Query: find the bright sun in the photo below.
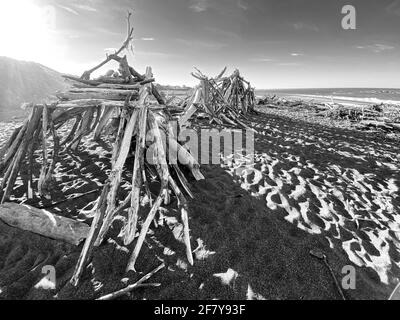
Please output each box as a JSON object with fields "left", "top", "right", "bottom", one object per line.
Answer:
{"left": 0, "top": 0, "right": 58, "bottom": 64}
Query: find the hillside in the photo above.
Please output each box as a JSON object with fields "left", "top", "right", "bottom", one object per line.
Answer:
{"left": 0, "top": 57, "right": 68, "bottom": 121}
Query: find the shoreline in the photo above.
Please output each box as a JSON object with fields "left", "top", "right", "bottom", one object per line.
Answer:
{"left": 255, "top": 91, "right": 400, "bottom": 108}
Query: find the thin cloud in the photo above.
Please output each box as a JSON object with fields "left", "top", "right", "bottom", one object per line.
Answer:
{"left": 204, "top": 26, "right": 240, "bottom": 39}
{"left": 73, "top": 4, "right": 98, "bottom": 12}
{"left": 189, "top": 0, "right": 211, "bottom": 12}
{"left": 291, "top": 53, "right": 304, "bottom": 57}
{"left": 135, "top": 50, "right": 181, "bottom": 59}
{"left": 250, "top": 57, "right": 275, "bottom": 62}
{"left": 293, "top": 22, "right": 319, "bottom": 32}
{"left": 277, "top": 62, "right": 302, "bottom": 66}
{"left": 140, "top": 37, "right": 155, "bottom": 41}
{"left": 176, "top": 38, "right": 227, "bottom": 50}
{"left": 189, "top": 0, "right": 248, "bottom": 13}
{"left": 356, "top": 44, "right": 395, "bottom": 53}
{"left": 385, "top": 1, "right": 400, "bottom": 16}
{"left": 237, "top": 0, "right": 249, "bottom": 10}
{"left": 57, "top": 5, "right": 79, "bottom": 16}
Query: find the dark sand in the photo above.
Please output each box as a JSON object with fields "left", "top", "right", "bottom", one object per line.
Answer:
{"left": 0, "top": 107, "right": 399, "bottom": 300}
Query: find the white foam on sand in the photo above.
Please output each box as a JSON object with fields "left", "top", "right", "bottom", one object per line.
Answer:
{"left": 295, "top": 94, "right": 400, "bottom": 106}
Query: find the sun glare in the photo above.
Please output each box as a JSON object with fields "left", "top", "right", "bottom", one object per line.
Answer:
{"left": 0, "top": 0, "right": 58, "bottom": 64}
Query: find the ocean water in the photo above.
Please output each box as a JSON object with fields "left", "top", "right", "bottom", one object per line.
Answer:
{"left": 255, "top": 88, "right": 400, "bottom": 106}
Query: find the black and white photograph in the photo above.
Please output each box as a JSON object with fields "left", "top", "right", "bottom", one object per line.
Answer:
{"left": 0, "top": 0, "right": 399, "bottom": 307}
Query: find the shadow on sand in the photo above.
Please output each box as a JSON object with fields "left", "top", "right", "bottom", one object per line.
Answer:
{"left": 0, "top": 111, "right": 399, "bottom": 300}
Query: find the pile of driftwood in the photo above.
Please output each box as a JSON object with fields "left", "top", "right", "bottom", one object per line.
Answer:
{"left": 326, "top": 104, "right": 400, "bottom": 133}
{"left": 258, "top": 95, "right": 400, "bottom": 134}
{"left": 177, "top": 68, "right": 256, "bottom": 131}
{"left": 0, "top": 13, "right": 204, "bottom": 289}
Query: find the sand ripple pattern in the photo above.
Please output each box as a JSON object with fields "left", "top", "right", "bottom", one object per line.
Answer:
{"left": 223, "top": 114, "right": 400, "bottom": 284}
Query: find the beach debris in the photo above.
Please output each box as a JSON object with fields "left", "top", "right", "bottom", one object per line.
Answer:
{"left": 0, "top": 202, "right": 90, "bottom": 245}
{"left": 247, "top": 284, "right": 266, "bottom": 300}
{"left": 258, "top": 95, "right": 400, "bottom": 136}
{"left": 213, "top": 268, "right": 239, "bottom": 287}
{"left": 177, "top": 68, "right": 257, "bottom": 131}
{"left": 0, "top": 12, "right": 204, "bottom": 287}
{"left": 309, "top": 249, "right": 346, "bottom": 300}
{"left": 97, "top": 263, "right": 165, "bottom": 300}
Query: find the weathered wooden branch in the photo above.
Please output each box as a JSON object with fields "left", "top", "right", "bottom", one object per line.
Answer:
{"left": 97, "top": 263, "right": 165, "bottom": 300}
{"left": 57, "top": 88, "right": 139, "bottom": 101}
{"left": 123, "top": 85, "right": 150, "bottom": 245}
{"left": 0, "top": 203, "right": 90, "bottom": 245}
{"left": 80, "top": 12, "right": 134, "bottom": 80}
{"left": 70, "top": 183, "right": 110, "bottom": 286}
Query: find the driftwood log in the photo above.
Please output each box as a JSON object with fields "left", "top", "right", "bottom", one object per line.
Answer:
{"left": 0, "top": 202, "right": 90, "bottom": 245}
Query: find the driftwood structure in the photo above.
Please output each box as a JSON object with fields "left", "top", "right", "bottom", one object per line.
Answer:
{"left": 258, "top": 96, "right": 400, "bottom": 135}
{"left": 0, "top": 13, "right": 204, "bottom": 287}
{"left": 177, "top": 68, "right": 256, "bottom": 131}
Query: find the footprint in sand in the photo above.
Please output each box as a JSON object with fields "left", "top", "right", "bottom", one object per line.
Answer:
{"left": 227, "top": 114, "right": 400, "bottom": 285}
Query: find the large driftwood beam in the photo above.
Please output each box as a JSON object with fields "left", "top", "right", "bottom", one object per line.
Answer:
{"left": 69, "top": 88, "right": 139, "bottom": 94}
{"left": 72, "top": 83, "right": 143, "bottom": 90}
{"left": 57, "top": 89, "right": 139, "bottom": 102}
{"left": 0, "top": 203, "right": 90, "bottom": 245}
{"left": 56, "top": 100, "right": 164, "bottom": 112}
{"left": 56, "top": 99, "right": 130, "bottom": 109}
{"left": 63, "top": 75, "right": 102, "bottom": 86}
{"left": 97, "top": 83, "right": 142, "bottom": 90}
{"left": 95, "top": 77, "right": 134, "bottom": 84}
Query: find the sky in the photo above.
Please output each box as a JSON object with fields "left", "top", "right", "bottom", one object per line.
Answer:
{"left": 0, "top": 0, "right": 399, "bottom": 88}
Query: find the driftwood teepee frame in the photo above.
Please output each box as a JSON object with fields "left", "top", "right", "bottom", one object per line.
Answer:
{"left": 0, "top": 13, "right": 204, "bottom": 287}
{"left": 178, "top": 68, "right": 256, "bottom": 131}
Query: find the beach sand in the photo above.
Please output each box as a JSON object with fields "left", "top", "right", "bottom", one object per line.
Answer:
{"left": 0, "top": 107, "right": 399, "bottom": 300}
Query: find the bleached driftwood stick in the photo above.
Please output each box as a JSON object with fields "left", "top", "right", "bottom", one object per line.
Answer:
{"left": 97, "top": 263, "right": 165, "bottom": 300}
{"left": 123, "top": 105, "right": 148, "bottom": 245}
{"left": 1, "top": 106, "right": 43, "bottom": 203}
{"left": 168, "top": 176, "right": 193, "bottom": 265}
{"left": 126, "top": 110, "right": 169, "bottom": 272}
{"left": 94, "top": 108, "right": 139, "bottom": 246}
{"left": 178, "top": 87, "right": 201, "bottom": 129}
{"left": 94, "top": 106, "right": 115, "bottom": 140}
{"left": 38, "top": 105, "right": 49, "bottom": 196}
{"left": 123, "top": 69, "right": 152, "bottom": 245}
{"left": 70, "top": 183, "right": 110, "bottom": 286}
